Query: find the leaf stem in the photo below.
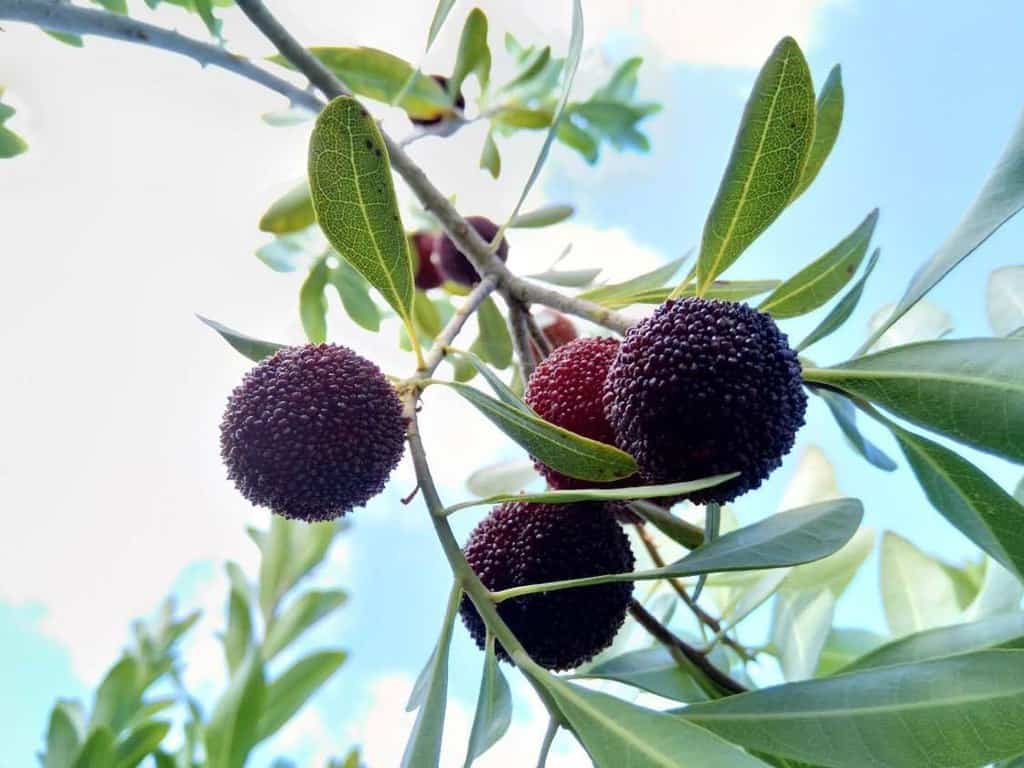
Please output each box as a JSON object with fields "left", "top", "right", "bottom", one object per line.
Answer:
{"left": 535, "top": 717, "right": 558, "bottom": 768}
{"left": 627, "top": 599, "right": 747, "bottom": 696}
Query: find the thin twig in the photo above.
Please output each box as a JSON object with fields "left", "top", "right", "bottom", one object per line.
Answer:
{"left": 525, "top": 310, "right": 554, "bottom": 359}
{"left": 636, "top": 526, "right": 752, "bottom": 661}
{"left": 628, "top": 599, "right": 747, "bottom": 696}
{"left": 508, "top": 301, "right": 538, "bottom": 381}
{"left": 536, "top": 717, "right": 558, "bottom": 768}
{"left": 0, "top": 0, "right": 324, "bottom": 113}
{"left": 418, "top": 275, "right": 499, "bottom": 378}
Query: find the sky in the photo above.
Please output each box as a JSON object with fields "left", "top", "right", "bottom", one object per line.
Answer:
{"left": 1, "top": 0, "right": 1023, "bottom": 766}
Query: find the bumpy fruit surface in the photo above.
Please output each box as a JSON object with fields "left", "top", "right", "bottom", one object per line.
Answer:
{"left": 410, "top": 75, "right": 466, "bottom": 126}
{"left": 525, "top": 337, "right": 630, "bottom": 489}
{"left": 459, "top": 501, "right": 634, "bottom": 670}
{"left": 436, "top": 216, "right": 508, "bottom": 286}
{"left": 604, "top": 297, "right": 807, "bottom": 504}
{"left": 220, "top": 344, "right": 406, "bottom": 521}
{"left": 410, "top": 231, "right": 443, "bottom": 290}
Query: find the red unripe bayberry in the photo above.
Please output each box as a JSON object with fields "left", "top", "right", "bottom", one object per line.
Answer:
{"left": 410, "top": 231, "right": 443, "bottom": 290}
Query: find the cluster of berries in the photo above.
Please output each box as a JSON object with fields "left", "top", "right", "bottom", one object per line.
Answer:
{"left": 218, "top": 234, "right": 806, "bottom": 668}
{"left": 410, "top": 215, "right": 508, "bottom": 290}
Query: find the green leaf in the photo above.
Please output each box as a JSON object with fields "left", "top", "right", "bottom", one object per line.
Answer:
{"left": 446, "top": 348, "right": 525, "bottom": 410}
{"left": 402, "top": 587, "right": 460, "bottom": 768}
{"left": 792, "top": 64, "right": 843, "bottom": 200}
{"left": 114, "top": 721, "right": 171, "bottom": 768}
{"left": 258, "top": 515, "right": 293, "bottom": 620}
{"left": 538, "top": 677, "right": 772, "bottom": 767}
{"left": 988, "top": 265, "right": 1024, "bottom": 336}
{"left": 759, "top": 209, "right": 878, "bottom": 318}
{"left": 425, "top": 0, "right": 457, "bottom": 51}
{"left": 797, "top": 248, "right": 880, "bottom": 352}
{"left": 463, "top": 637, "right": 512, "bottom": 766}
{"left": 474, "top": 296, "right": 512, "bottom": 369}
{"left": 446, "top": 382, "right": 638, "bottom": 483}
{"left": 91, "top": 0, "right": 128, "bottom": 13}
{"left": 644, "top": 280, "right": 783, "bottom": 306}
{"left": 630, "top": 500, "right": 705, "bottom": 550}
{"left": 223, "top": 587, "right": 252, "bottom": 676}
{"left": 812, "top": 388, "right": 897, "bottom": 471}
{"left": 493, "top": 499, "right": 863, "bottom": 599}
{"left": 281, "top": 48, "right": 450, "bottom": 119}
{"left": 91, "top": 657, "right": 141, "bottom": 732}
{"left": 861, "top": 109, "right": 1024, "bottom": 353}
{"left": 480, "top": 130, "right": 500, "bottom": 178}
{"left": 502, "top": 45, "right": 552, "bottom": 92}
{"left": 44, "top": 703, "right": 82, "bottom": 768}
{"left": 466, "top": 459, "right": 539, "bottom": 497}
{"left": 198, "top": 315, "right": 285, "bottom": 363}
{"left": 508, "top": 204, "right": 574, "bottom": 229}
{"left": 204, "top": 650, "right": 266, "bottom": 768}
{"left": 681, "top": 650, "right": 1024, "bottom": 768}
{"left": 815, "top": 628, "right": 885, "bottom": 676}
{"left": 803, "top": 338, "right": 1024, "bottom": 463}
{"left": 264, "top": 589, "right": 347, "bottom": 660}
{"left": 842, "top": 613, "right": 1024, "bottom": 673}
{"left": 259, "top": 181, "right": 315, "bottom": 234}
{"left": 299, "top": 258, "right": 329, "bottom": 343}
{"left": 446, "top": 474, "right": 738, "bottom": 514}
{"left": 256, "top": 233, "right": 316, "bottom": 273}
{"left": 526, "top": 267, "right": 601, "bottom": 287}
{"left": 0, "top": 94, "right": 28, "bottom": 159}
{"left": 71, "top": 728, "right": 115, "bottom": 768}
{"left": 866, "top": 299, "right": 953, "bottom": 352}
{"left": 493, "top": 106, "right": 553, "bottom": 129}
{"left": 693, "top": 37, "right": 816, "bottom": 295}
{"left": 256, "top": 651, "right": 346, "bottom": 742}
{"left": 881, "top": 532, "right": 964, "bottom": 636}
{"left": 772, "top": 589, "right": 836, "bottom": 680}
{"left": 45, "top": 30, "right": 85, "bottom": 48}
{"left": 309, "top": 96, "right": 416, "bottom": 336}
{"left": 556, "top": 118, "right": 599, "bottom": 163}
{"left": 330, "top": 258, "right": 382, "bottom": 332}
{"left": 577, "top": 256, "right": 687, "bottom": 307}
{"left": 883, "top": 419, "right": 1024, "bottom": 580}
{"left": 573, "top": 647, "right": 709, "bottom": 703}
{"left": 504, "top": 0, "right": 583, "bottom": 226}
{"left": 595, "top": 57, "right": 644, "bottom": 102}
{"left": 450, "top": 8, "right": 490, "bottom": 92}
{"left": 411, "top": 290, "right": 442, "bottom": 339}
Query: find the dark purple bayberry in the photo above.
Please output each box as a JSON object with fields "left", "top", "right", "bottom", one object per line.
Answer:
{"left": 459, "top": 501, "right": 634, "bottom": 671}
{"left": 436, "top": 216, "right": 508, "bottom": 286}
{"left": 410, "top": 231, "right": 443, "bottom": 290}
{"left": 603, "top": 297, "right": 807, "bottom": 504}
{"left": 220, "top": 344, "right": 406, "bottom": 521}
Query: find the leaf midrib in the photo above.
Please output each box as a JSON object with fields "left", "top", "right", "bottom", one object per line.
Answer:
{"left": 702, "top": 46, "right": 793, "bottom": 290}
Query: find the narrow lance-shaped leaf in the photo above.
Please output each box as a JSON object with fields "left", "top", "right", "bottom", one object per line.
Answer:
{"left": 491, "top": 499, "right": 863, "bottom": 599}
{"left": 988, "top": 265, "right": 1024, "bottom": 336}
{"left": 256, "top": 650, "right": 347, "bottom": 742}
{"left": 450, "top": 8, "right": 490, "bottom": 93}
{"left": 445, "top": 474, "right": 738, "bottom": 514}
{"left": 402, "top": 586, "right": 460, "bottom": 768}
{"left": 803, "top": 338, "right": 1024, "bottom": 463}
{"left": 691, "top": 37, "right": 816, "bottom": 296}
{"left": 534, "top": 676, "right": 771, "bottom": 767}
{"left": 508, "top": 204, "right": 574, "bottom": 229}
{"left": 680, "top": 650, "right": 1024, "bottom": 768}
{"left": 630, "top": 280, "right": 781, "bottom": 307}
{"left": 277, "top": 48, "right": 450, "bottom": 118}
{"left": 0, "top": 88, "right": 28, "bottom": 159}
{"left": 425, "top": 0, "right": 457, "bottom": 51}
{"left": 309, "top": 96, "right": 416, "bottom": 337}
{"left": 797, "top": 248, "right": 880, "bottom": 352}
{"left": 113, "top": 720, "right": 171, "bottom": 768}
{"left": 223, "top": 588, "right": 251, "bottom": 676}
{"left": 91, "top": 657, "right": 141, "bottom": 733}
{"left": 445, "top": 382, "right": 638, "bottom": 483}
{"left": 480, "top": 130, "right": 500, "bottom": 178}
{"left": 526, "top": 267, "right": 601, "bottom": 288}
{"left": 473, "top": 296, "right": 512, "bottom": 369}
{"left": 572, "top": 646, "right": 709, "bottom": 704}
{"left": 259, "top": 181, "right": 315, "bottom": 234}
{"left": 577, "top": 255, "right": 687, "bottom": 307}
{"left": 463, "top": 636, "right": 512, "bottom": 766}
{"left": 880, "top": 532, "right": 964, "bottom": 637}
{"left": 759, "top": 209, "right": 878, "bottom": 318}
{"left": 43, "top": 704, "right": 81, "bottom": 768}
{"left": 879, "top": 415, "right": 1024, "bottom": 581}
{"left": 204, "top": 650, "right": 265, "bottom": 768}
{"left": 841, "top": 612, "right": 1024, "bottom": 673}
{"left": 811, "top": 387, "right": 897, "bottom": 471}
{"left": 330, "top": 259, "right": 382, "bottom": 333}
{"left": 197, "top": 316, "right": 285, "bottom": 363}
{"left": 264, "top": 589, "right": 347, "bottom": 660}
{"left": 861, "top": 107, "right": 1024, "bottom": 353}
{"left": 299, "top": 258, "right": 329, "bottom": 344}
{"left": 503, "top": 0, "right": 583, "bottom": 226}
{"left": 71, "top": 728, "right": 115, "bottom": 768}
{"left": 792, "top": 64, "right": 844, "bottom": 200}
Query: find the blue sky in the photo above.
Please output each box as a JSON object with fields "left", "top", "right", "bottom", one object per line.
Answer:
{"left": 1, "top": 1, "right": 1023, "bottom": 765}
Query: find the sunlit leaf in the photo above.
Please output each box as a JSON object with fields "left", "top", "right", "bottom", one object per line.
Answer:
{"left": 425, "top": 0, "right": 457, "bottom": 51}
{"left": 264, "top": 589, "right": 347, "bottom": 660}
{"left": 759, "top": 209, "right": 877, "bottom": 318}
{"left": 205, "top": 650, "right": 265, "bottom": 768}
{"left": 508, "top": 204, "right": 574, "bottom": 229}
{"left": 466, "top": 459, "right": 539, "bottom": 497}
{"left": 803, "top": 338, "right": 1024, "bottom": 463}
{"left": 259, "top": 181, "right": 315, "bottom": 235}
{"left": 573, "top": 646, "right": 709, "bottom": 703}
{"left": 866, "top": 299, "right": 952, "bottom": 352}
{"left": 861, "top": 108, "right": 1024, "bottom": 353}
{"left": 113, "top": 720, "right": 171, "bottom": 768}
{"left": 309, "top": 97, "right": 416, "bottom": 337}
{"left": 450, "top": 8, "right": 490, "bottom": 92}
{"left": 693, "top": 37, "right": 816, "bottom": 295}
{"left": 256, "top": 651, "right": 346, "bottom": 742}
{"left": 473, "top": 296, "right": 512, "bottom": 369}
{"left": 463, "top": 637, "right": 512, "bottom": 766}
{"left": 988, "top": 265, "right": 1024, "bottom": 336}
{"left": 197, "top": 316, "right": 285, "bottom": 363}
{"left": 330, "top": 259, "right": 382, "bottom": 332}
{"left": 881, "top": 532, "right": 963, "bottom": 637}
{"left": 797, "top": 248, "right": 880, "bottom": 352}
{"left": 792, "top": 64, "right": 843, "bottom": 200}
{"left": 577, "top": 256, "right": 687, "bottom": 307}
{"left": 480, "top": 130, "right": 500, "bottom": 178}
{"left": 299, "top": 259, "right": 329, "bottom": 344}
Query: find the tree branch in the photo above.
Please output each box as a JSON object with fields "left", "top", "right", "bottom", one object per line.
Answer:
{"left": 0, "top": 0, "right": 323, "bottom": 113}
{"left": 508, "top": 301, "right": 538, "bottom": 381}
{"left": 417, "top": 275, "right": 499, "bottom": 378}
{"left": 628, "top": 599, "right": 747, "bottom": 696}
